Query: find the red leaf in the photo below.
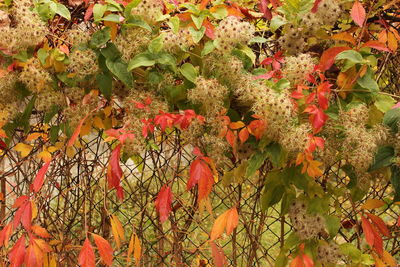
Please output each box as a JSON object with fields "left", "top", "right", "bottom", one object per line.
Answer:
{"left": 31, "top": 225, "right": 51, "bottom": 239}
{"left": 225, "top": 207, "right": 239, "bottom": 235}
{"left": 12, "top": 196, "right": 29, "bottom": 209}
{"left": 0, "top": 223, "right": 13, "bottom": 247}
{"left": 78, "top": 238, "right": 95, "bottom": 267}
{"left": 9, "top": 236, "right": 25, "bottom": 267}
{"left": 225, "top": 130, "right": 236, "bottom": 148}
{"left": 311, "top": 0, "right": 322, "bottom": 13}
{"left": 372, "top": 223, "right": 383, "bottom": 256}
{"left": 0, "top": 140, "right": 7, "bottom": 150}
{"left": 92, "top": 234, "right": 113, "bottom": 266}
{"left": 366, "top": 213, "right": 391, "bottom": 238}
{"left": 210, "top": 241, "right": 227, "bottom": 267}
{"left": 20, "top": 202, "right": 32, "bottom": 231}
{"left": 200, "top": 0, "right": 210, "bottom": 10}
{"left": 319, "top": 47, "right": 351, "bottom": 71}
{"left": 259, "top": 0, "right": 272, "bottom": 20}
{"left": 155, "top": 185, "right": 173, "bottom": 223}
{"left": 187, "top": 159, "right": 214, "bottom": 202}
{"left": 203, "top": 19, "right": 215, "bottom": 39}
{"left": 31, "top": 160, "right": 51, "bottom": 193}
{"left": 84, "top": 3, "right": 94, "bottom": 21}
{"left": 107, "top": 144, "right": 124, "bottom": 200}
{"left": 238, "top": 128, "right": 249, "bottom": 143}
{"left": 361, "top": 216, "right": 375, "bottom": 248}
{"left": 351, "top": 0, "right": 366, "bottom": 27}
{"left": 198, "top": 169, "right": 214, "bottom": 202}
{"left": 67, "top": 114, "right": 89, "bottom": 147}
{"left": 362, "top": 40, "right": 390, "bottom": 52}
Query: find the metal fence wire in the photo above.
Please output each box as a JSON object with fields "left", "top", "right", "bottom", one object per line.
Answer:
{"left": 0, "top": 121, "right": 399, "bottom": 266}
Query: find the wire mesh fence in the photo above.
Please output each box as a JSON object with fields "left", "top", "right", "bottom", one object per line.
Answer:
{"left": 1, "top": 122, "right": 399, "bottom": 266}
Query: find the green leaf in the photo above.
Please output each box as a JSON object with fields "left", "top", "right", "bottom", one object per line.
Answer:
{"left": 391, "top": 165, "right": 400, "bottom": 202}
{"left": 369, "top": 146, "right": 395, "bottom": 171}
{"left": 246, "top": 151, "right": 268, "bottom": 177}
{"left": 37, "top": 49, "right": 49, "bottom": 65}
{"left": 357, "top": 68, "right": 379, "bottom": 92}
{"left": 211, "top": 5, "right": 227, "bottom": 19}
{"left": 270, "top": 15, "right": 286, "bottom": 32}
{"left": 324, "top": 215, "right": 341, "bottom": 237}
{"left": 44, "top": 105, "right": 60, "bottom": 124}
{"left": 188, "top": 26, "right": 206, "bottom": 43}
{"left": 106, "top": 59, "right": 133, "bottom": 87}
{"left": 201, "top": 41, "right": 215, "bottom": 57}
{"left": 96, "top": 73, "right": 113, "bottom": 99}
{"left": 93, "top": 4, "right": 107, "bottom": 21}
{"left": 265, "top": 142, "right": 287, "bottom": 168}
{"left": 156, "top": 52, "right": 176, "bottom": 71}
{"left": 90, "top": 27, "right": 111, "bottom": 48}
{"left": 239, "top": 45, "right": 256, "bottom": 64}
{"left": 125, "top": 16, "right": 152, "bottom": 31}
{"left": 249, "top": 36, "right": 267, "bottom": 44}
{"left": 49, "top": 125, "right": 60, "bottom": 144}
{"left": 339, "top": 243, "right": 361, "bottom": 262}
{"left": 191, "top": 14, "right": 205, "bottom": 29}
{"left": 102, "top": 14, "right": 121, "bottom": 22}
{"left": 179, "top": 63, "right": 197, "bottom": 83}
{"left": 261, "top": 184, "right": 284, "bottom": 210}
{"left": 336, "top": 50, "right": 363, "bottom": 63}
{"left": 56, "top": 3, "right": 71, "bottom": 20}
{"left": 374, "top": 94, "right": 396, "bottom": 113}
{"left": 128, "top": 52, "right": 156, "bottom": 70}
{"left": 100, "top": 43, "right": 121, "bottom": 61}
{"left": 124, "top": 0, "right": 142, "bottom": 17}
{"left": 149, "top": 36, "right": 164, "bottom": 54}
{"left": 167, "top": 16, "right": 180, "bottom": 34}
{"left": 383, "top": 108, "right": 400, "bottom": 133}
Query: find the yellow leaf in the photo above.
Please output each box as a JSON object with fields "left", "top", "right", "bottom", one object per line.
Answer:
{"left": 47, "top": 146, "right": 59, "bottom": 153}
{"left": 79, "top": 119, "right": 92, "bottom": 137}
{"left": 14, "top": 143, "right": 33, "bottom": 158}
{"left": 331, "top": 32, "right": 356, "bottom": 45}
{"left": 104, "top": 106, "right": 112, "bottom": 117}
{"left": 361, "top": 199, "right": 386, "bottom": 210}
{"left": 31, "top": 201, "right": 38, "bottom": 220}
{"left": 93, "top": 116, "right": 105, "bottom": 129}
{"left": 38, "top": 150, "right": 52, "bottom": 163}
{"left": 382, "top": 250, "right": 397, "bottom": 267}
{"left": 26, "top": 132, "right": 47, "bottom": 142}
{"left": 66, "top": 146, "right": 75, "bottom": 158}
{"left": 210, "top": 210, "right": 229, "bottom": 241}
{"left": 388, "top": 31, "right": 398, "bottom": 52}
{"left": 110, "top": 215, "right": 125, "bottom": 249}
{"left": 127, "top": 232, "right": 141, "bottom": 266}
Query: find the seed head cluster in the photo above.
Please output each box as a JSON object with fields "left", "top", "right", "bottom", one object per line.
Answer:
{"left": 317, "top": 242, "right": 344, "bottom": 264}
{"left": 130, "top": 0, "right": 163, "bottom": 25}
{"left": 68, "top": 49, "right": 99, "bottom": 79}
{"left": 282, "top": 53, "right": 315, "bottom": 85}
{"left": 19, "top": 58, "right": 53, "bottom": 93}
{"left": 289, "top": 200, "right": 326, "bottom": 240}
{"left": 215, "top": 16, "right": 255, "bottom": 52}
{"left": 115, "top": 27, "right": 150, "bottom": 62}
{"left": 163, "top": 29, "right": 193, "bottom": 53}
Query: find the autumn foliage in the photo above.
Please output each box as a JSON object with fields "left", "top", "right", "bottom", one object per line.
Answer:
{"left": 0, "top": 0, "right": 400, "bottom": 265}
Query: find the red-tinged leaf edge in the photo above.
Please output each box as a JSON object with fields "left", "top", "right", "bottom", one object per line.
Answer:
{"left": 366, "top": 213, "right": 391, "bottom": 238}
{"left": 67, "top": 114, "right": 89, "bottom": 147}
{"left": 78, "top": 238, "right": 95, "bottom": 267}
{"left": 362, "top": 40, "right": 390, "bottom": 52}
{"left": 31, "top": 160, "right": 51, "bottom": 193}
{"left": 155, "top": 185, "right": 173, "bottom": 223}
{"left": 210, "top": 241, "right": 227, "bottom": 267}
{"left": 361, "top": 216, "right": 375, "bottom": 248}
{"left": 311, "top": 0, "right": 322, "bottom": 13}
{"left": 351, "top": 0, "right": 366, "bottom": 27}
{"left": 318, "top": 46, "right": 351, "bottom": 71}
{"left": 92, "top": 234, "right": 113, "bottom": 266}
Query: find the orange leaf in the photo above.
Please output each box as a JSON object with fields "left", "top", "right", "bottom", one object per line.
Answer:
{"left": 31, "top": 225, "right": 51, "bottom": 239}
{"left": 210, "top": 211, "right": 229, "bottom": 241}
{"left": 127, "top": 232, "right": 141, "bottom": 266}
{"left": 31, "top": 160, "right": 51, "bottom": 193}
{"left": 225, "top": 207, "right": 239, "bottom": 235}
{"left": 351, "top": 0, "right": 366, "bottom": 27}
{"left": 331, "top": 32, "right": 356, "bottom": 45}
{"left": 238, "top": 128, "right": 249, "bottom": 144}
{"left": 92, "top": 234, "right": 113, "bottom": 266}
{"left": 78, "top": 238, "right": 95, "bottom": 267}
{"left": 378, "top": 30, "right": 388, "bottom": 44}
{"left": 319, "top": 46, "right": 351, "bottom": 71}
{"left": 362, "top": 41, "right": 390, "bottom": 52}
{"left": 0, "top": 223, "right": 12, "bottom": 247}
{"left": 155, "top": 185, "right": 173, "bottom": 223}
{"left": 229, "top": 121, "right": 245, "bottom": 130}
{"left": 388, "top": 31, "right": 398, "bottom": 52}
{"left": 361, "top": 216, "right": 375, "bottom": 247}
{"left": 210, "top": 241, "right": 227, "bottom": 267}
{"left": 9, "top": 236, "right": 26, "bottom": 267}
{"left": 361, "top": 199, "right": 385, "bottom": 210}
{"left": 366, "top": 213, "right": 391, "bottom": 238}
{"left": 200, "top": 0, "right": 210, "bottom": 10}
{"left": 382, "top": 250, "right": 397, "bottom": 267}
{"left": 67, "top": 114, "right": 89, "bottom": 147}
{"left": 110, "top": 215, "right": 125, "bottom": 249}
